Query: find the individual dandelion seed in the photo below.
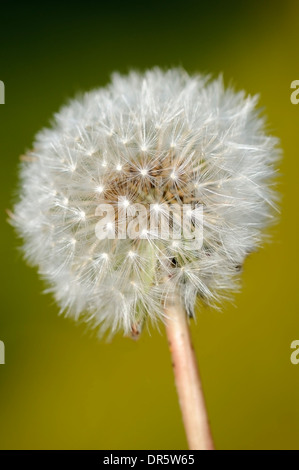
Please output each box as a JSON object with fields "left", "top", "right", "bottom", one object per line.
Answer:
{"left": 11, "top": 68, "right": 280, "bottom": 450}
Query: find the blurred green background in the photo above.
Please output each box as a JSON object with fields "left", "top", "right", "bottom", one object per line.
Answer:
{"left": 0, "top": 0, "right": 298, "bottom": 450}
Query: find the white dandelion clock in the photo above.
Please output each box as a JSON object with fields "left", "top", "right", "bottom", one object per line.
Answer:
{"left": 11, "top": 68, "right": 280, "bottom": 449}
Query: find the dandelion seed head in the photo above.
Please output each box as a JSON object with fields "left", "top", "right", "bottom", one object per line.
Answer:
{"left": 11, "top": 68, "right": 280, "bottom": 338}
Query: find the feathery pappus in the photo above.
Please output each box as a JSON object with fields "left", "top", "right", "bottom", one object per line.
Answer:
{"left": 11, "top": 68, "right": 280, "bottom": 338}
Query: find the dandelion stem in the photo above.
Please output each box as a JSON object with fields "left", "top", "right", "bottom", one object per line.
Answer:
{"left": 165, "top": 298, "right": 214, "bottom": 450}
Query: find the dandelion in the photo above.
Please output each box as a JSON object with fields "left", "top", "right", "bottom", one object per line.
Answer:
{"left": 11, "top": 68, "right": 280, "bottom": 449}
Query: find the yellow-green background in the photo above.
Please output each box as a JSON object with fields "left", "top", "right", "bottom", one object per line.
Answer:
{"left": 0, "top": 0, "right": 298, "bottom": 450}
